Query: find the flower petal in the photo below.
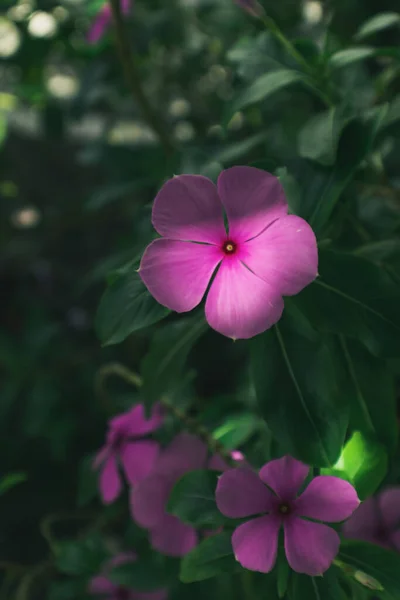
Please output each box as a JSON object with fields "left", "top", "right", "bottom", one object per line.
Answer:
{"left": 88, "top": 575, "right": 116, "bottom": 595}
{"left": 295, "top": 476, "right": 360, "bottom": 522}
{"left": 155, "top": 433, "right": 208, "bottom": 479}
{"left": 93, "top": 445, "right": 110, "bottom": 470}
{"left": 242, "top": 215, "right": 318, "bottom": 296}
{"left": 259, "top": 456, "right": 309, "bottom": 501}
{"left": 378, "top": 487, "right": 400, "bottom": 530}
{"left": 342, "top": 497, "right": 380, "bottom": 543}
{"left": 99, "top": 455, "right": 122, "bottom": 504}
{"left": 217, "top": 167, "right": 287, "bottom": 242}
{"left": 216, "top": 468, "right": 275, "bottom": 518}
{"left": 150, "top": 514, "right": 198, "bottom": 557}
{"left": 390, "top": 530, "right": 400, "bottom": 552}
{"left": 139, "top": 239, "right": 222, "bottom": 313}
{"left": 205, "top": 258, "right": 284, "bottom": 339}
{"left": 110, "top": 403, "right": 164, "bottom": 438}
{"left": 130, "top": 475, "right": 172, "bottom": 528}
{"left": 86, "top": 6, "right": 111, "bottom": 44}
{"left": 120, "top": 440, "right": 160, "bottom": 486}
{"left": 232, "top": 515, "right": 280, "bottom": 573}
{"left": 152, "top": 175, "right": 226, "bottom": 244}
{"left": 284, "top": 517, "right": 340, "bottom": 575}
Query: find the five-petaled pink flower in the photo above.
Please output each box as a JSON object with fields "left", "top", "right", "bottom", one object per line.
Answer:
{"left": 87, "top": 0, "right": 131, "bottom": 44}
{"left": 93, "top": 403, "right": 163, "bottom": 504}
{"left": 130, "top": 433, "right": 240, "bottom": 557}
{"left": 216, "top": 455, "right": 360, "bottom": 575}
{"left": 139, "top": 167, "right": 318, "bottom": 340}
{"left": 343, "top": 487, "right": 400, "bottom": 552}
{"left": 89, "top": 553, "right": 168, "bottom": 600}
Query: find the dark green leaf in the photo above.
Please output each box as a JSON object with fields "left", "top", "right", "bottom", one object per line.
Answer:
{"left": 291, "top": 567, "right": 347, "bottom": 600}
{"left": 339, "top": 540, "right": 400, "bottom": 599}
{"left": 55, "top": 536, "right": 106, "bottom": 576}
{"left": 212, "top": 414, "right": 260, "bottom": 449}
{"left": 141, "top": 315, "right": 207, "bottom": 410}
{"left": 109, "top": 555, "right": 170, "bottom": 591}
{"left": 95, "top": 270, "right": 170, "bottom": 346}
{"left": 76, "top": 455, "right": 98, "bottom": 507}
{"left": 251, "top": 310, "right": 348, "bottom": 467}
{"left": 0, "top": 472, "right": 27, "bottom": 495}
{"left": 294, "top": 250, "right": 400, "bottom": 358}
{"left": 168, "top": 470, "right": 225, "bottom": 528}
{"left": 355, "top": 12, "right": 400, "bottom": 41}
{"left": 180, "top": 532, "right": 240, "bottom": 583}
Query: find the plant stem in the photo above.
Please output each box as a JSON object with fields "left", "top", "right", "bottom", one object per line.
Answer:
{"left": 109, "top": 0, "right": 174, "bottom": 156}
{"left": 95, "top": 362, "right": 236, "bottom": 466}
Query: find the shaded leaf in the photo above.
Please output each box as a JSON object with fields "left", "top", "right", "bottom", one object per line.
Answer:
{"left": 291, "top": 567, "right": 346, "bottom": 600}
{"left": 168, "top": 470, "right": 225, "bottom": 528}
{"left": 180, "top": 532, "right": 239, "bottom": 583}
{"left": 212, "top": 414, "right": 260, "bottom": 449}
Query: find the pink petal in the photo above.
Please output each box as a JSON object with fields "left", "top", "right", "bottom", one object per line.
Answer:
{"left": 139, "top": 239, "right": 222, "bottom": 313}
{"left": 134, "top": 590, "right": 168, "bottom": 600}
{"left": 93, "top": 445, "right": 110, "bottom": 470}
{"left": 205, "top": 258, "right": 284, "bottom": 339}
{"left": 151, "top": 175, "right": 226, "bottom": 244}
{"left": 378, "top": 487, "right": 400, "bottom": 530}
{"left": 120, "top": 440, "right": 160, "bottom": 486}
{"left": 121, "top": 0, "right": 131, "bottom": 14}
{"left": 232, "top": 515, "right": 280, "bottom": 573}
{"left": 284, "top": 517, "right": 340, "bottom": 575}
{"left": 390, "top": 530, "right": 400, "bottom": 552}
{"left": 342, "top": 497, "right": 380, "bottom": 543}
{"left": 99, "top": 455, "right": 122, "bottom": 504}
{"left": 242, "top": 215, "right": 318, "bottom": 296}
{"left": 88, "top": 575, "right": 116, "bottom": 595}
{"left": 155, "top": 433, "right": 208, "bottom": 480}
{"left": 130, "top": 475, "right": 171, "bottom": 528}
{"left": 150, "top": 514, "right": 198, "bottom": 557}
{"left": 110, "top": 403, "right": 164, "bottom": 438}
{"left": 295, "top": 476, "right": 360, "bottom": 522}
{"left": 86, "top": 7, "right": 112, "bottom": 44}
{"left": 259, "top": 456, "right": 309, "bottom": 501}
{"left": 216, "top": 468, "right": 275, "bottom": 518}
{"left": 108, "top": 553, "right": 137, "bottom": 568}
{"left": 217, "top": 167, "right": 287, "bottom": 243}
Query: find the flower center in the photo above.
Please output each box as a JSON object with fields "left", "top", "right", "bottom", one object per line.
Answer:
{"left": 279, "top": 503, "right": 291, "bottom": 515}
{"left": 222, "top": 240, "right": 237, "bottom": 255}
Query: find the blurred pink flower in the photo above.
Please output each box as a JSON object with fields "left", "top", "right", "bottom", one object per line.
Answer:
{"left": 93, "top": 403, "right": 163, "bottom": 504}
{"left": 89, "top": 553, "right": 168, "bottom": 600}
{"left": 216, "top": 455, "right": 360, "bottom": 575}
{"left": 234, "top": 0, "right": 264, "bottom": 18}
{"left": 87, "top": 0, "right": 131, "bottom": 44}
{"left": 130, "top": 433, "right": 240, "bottom": 557}
{"left": 343, "top": 487, "right": 400, "bottom": 551}
{"left": 139, "top": 167, "right": 318, "bottom": 340}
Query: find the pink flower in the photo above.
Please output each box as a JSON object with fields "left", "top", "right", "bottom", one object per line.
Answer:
{"left": 93, "top": 403, "right": 163, "bottom": 504}
{"left": 234, "top": 0, "right": 265, "bottom": 18}
{"left": 130, "top": 433, "right": 237, "bottom": 557}
{"left": 139, "top": 167, "right": 318, "bottom": 339}
{"left": 87, "top": 0, "right": 131, "bottom": 44}
{"left": 216, "top": 455, "right": 360, "bottom": 575}
{"left": 89, "top": 553, "right": 168, "bottom": 600}
{"left": 343, "top": 487, "right": 400, "bottom": 551}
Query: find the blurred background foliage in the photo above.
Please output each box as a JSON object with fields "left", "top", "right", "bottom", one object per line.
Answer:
{"left": 1, "top": 0, "right": 400, "bottom": 598}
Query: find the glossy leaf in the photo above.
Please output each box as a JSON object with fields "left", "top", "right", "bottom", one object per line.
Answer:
{"left": 251, "top": 310, "right": 348, "bottom": 467}
{"left": 212, "top": 414, "right": 260, "bottom": 449}
{"left": 180, "top": 532, "right": 239, "bottom": 583}
{"left": 95, "top": 269, "right": 170, "bottom": 346}
{"left": 340, "top": 432, "right": 388, "bottom": 500}
{"left": 355, "top": 12, "right": 400, "bottom": 40}
{"left": 167, "top": 470, "right": 225, "bottom": 528}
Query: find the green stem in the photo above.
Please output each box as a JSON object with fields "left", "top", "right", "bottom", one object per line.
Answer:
{"left": 95, "top": 362, "right": 236, "bottom": 466}
{"left": 109, "top": 0, "right": 174, "bottom": 156}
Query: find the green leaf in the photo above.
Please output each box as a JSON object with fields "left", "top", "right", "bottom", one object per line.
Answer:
{"left": 294, "top": 250, "right": 400, "bottom": 358}
{"left": 168, "top": 470, "right": 225, "bottom": 528}
{"left": 223, "top": 70, "right": 308, "bottom": 128}
{"left": 340, "top": 339, "right": 397, "bottom": 453}
{"left": 180, "top": 532, "right": 240, "bottom": 583}
{"left": 0, "top": 115, "right": 7, "bottom": 148}
{"left": 251, "top": 310, "right": 348, "bottom": 467}
{"left": 291, "top": 567, "right": 347, "bottom": 600}
{"left": 212, "top": 414, "right": 260, "bottom": 449}
{"left": 339, "top": 540, "right": 400, "bottom": 599}
{"left": 355, "top": 12, "right": 400, "bottom": 41}
{"left": 298, "top": 105, "right": 355, "bottom": 166}
{"left": 141, "top": 315, "right": 207, "bottom": 410}
{"left": 329, "top": 47, "right": 400, "bottom": 69}
{"left": 109, "top": 555, "right": 170, "bottom": 591}
{"left": 55, "top": 536, "right": 106, "bottom": 576}
{"left": 0, "top": 472, "right": 27, "bottom": 495}
{"left": 95, "top": 270, "right": 170, "bottom": 346}
{"left": 337, "top": 432, "right": 388, "bottom": 500}
{"left": 76, "top": 455, "right": 98, "bottom": 507}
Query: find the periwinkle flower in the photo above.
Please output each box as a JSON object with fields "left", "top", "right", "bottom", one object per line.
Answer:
{"left": 87, "top": 0, "right": 131, "bottom": 44}
{"left": 130, "top": 433, "right": 240, "bottom": 557}
{"left": 139, "top": 167, "right": 318, "bottom": 340}
{"left": 216, "top": 455, "right": 360, "bottom": 575}
{"left": 343, "top": 487, "right": 400, "bottom": 551}
{"left": 89, "top": 553, "right": 167, "bottom": 600}
{"left": 93, "top": 403, "right": 163, "bottom": 504}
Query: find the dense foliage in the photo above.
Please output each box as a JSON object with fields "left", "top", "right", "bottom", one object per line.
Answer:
{"left": 1, "top": 0, "right": 400, "bottom": 599}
